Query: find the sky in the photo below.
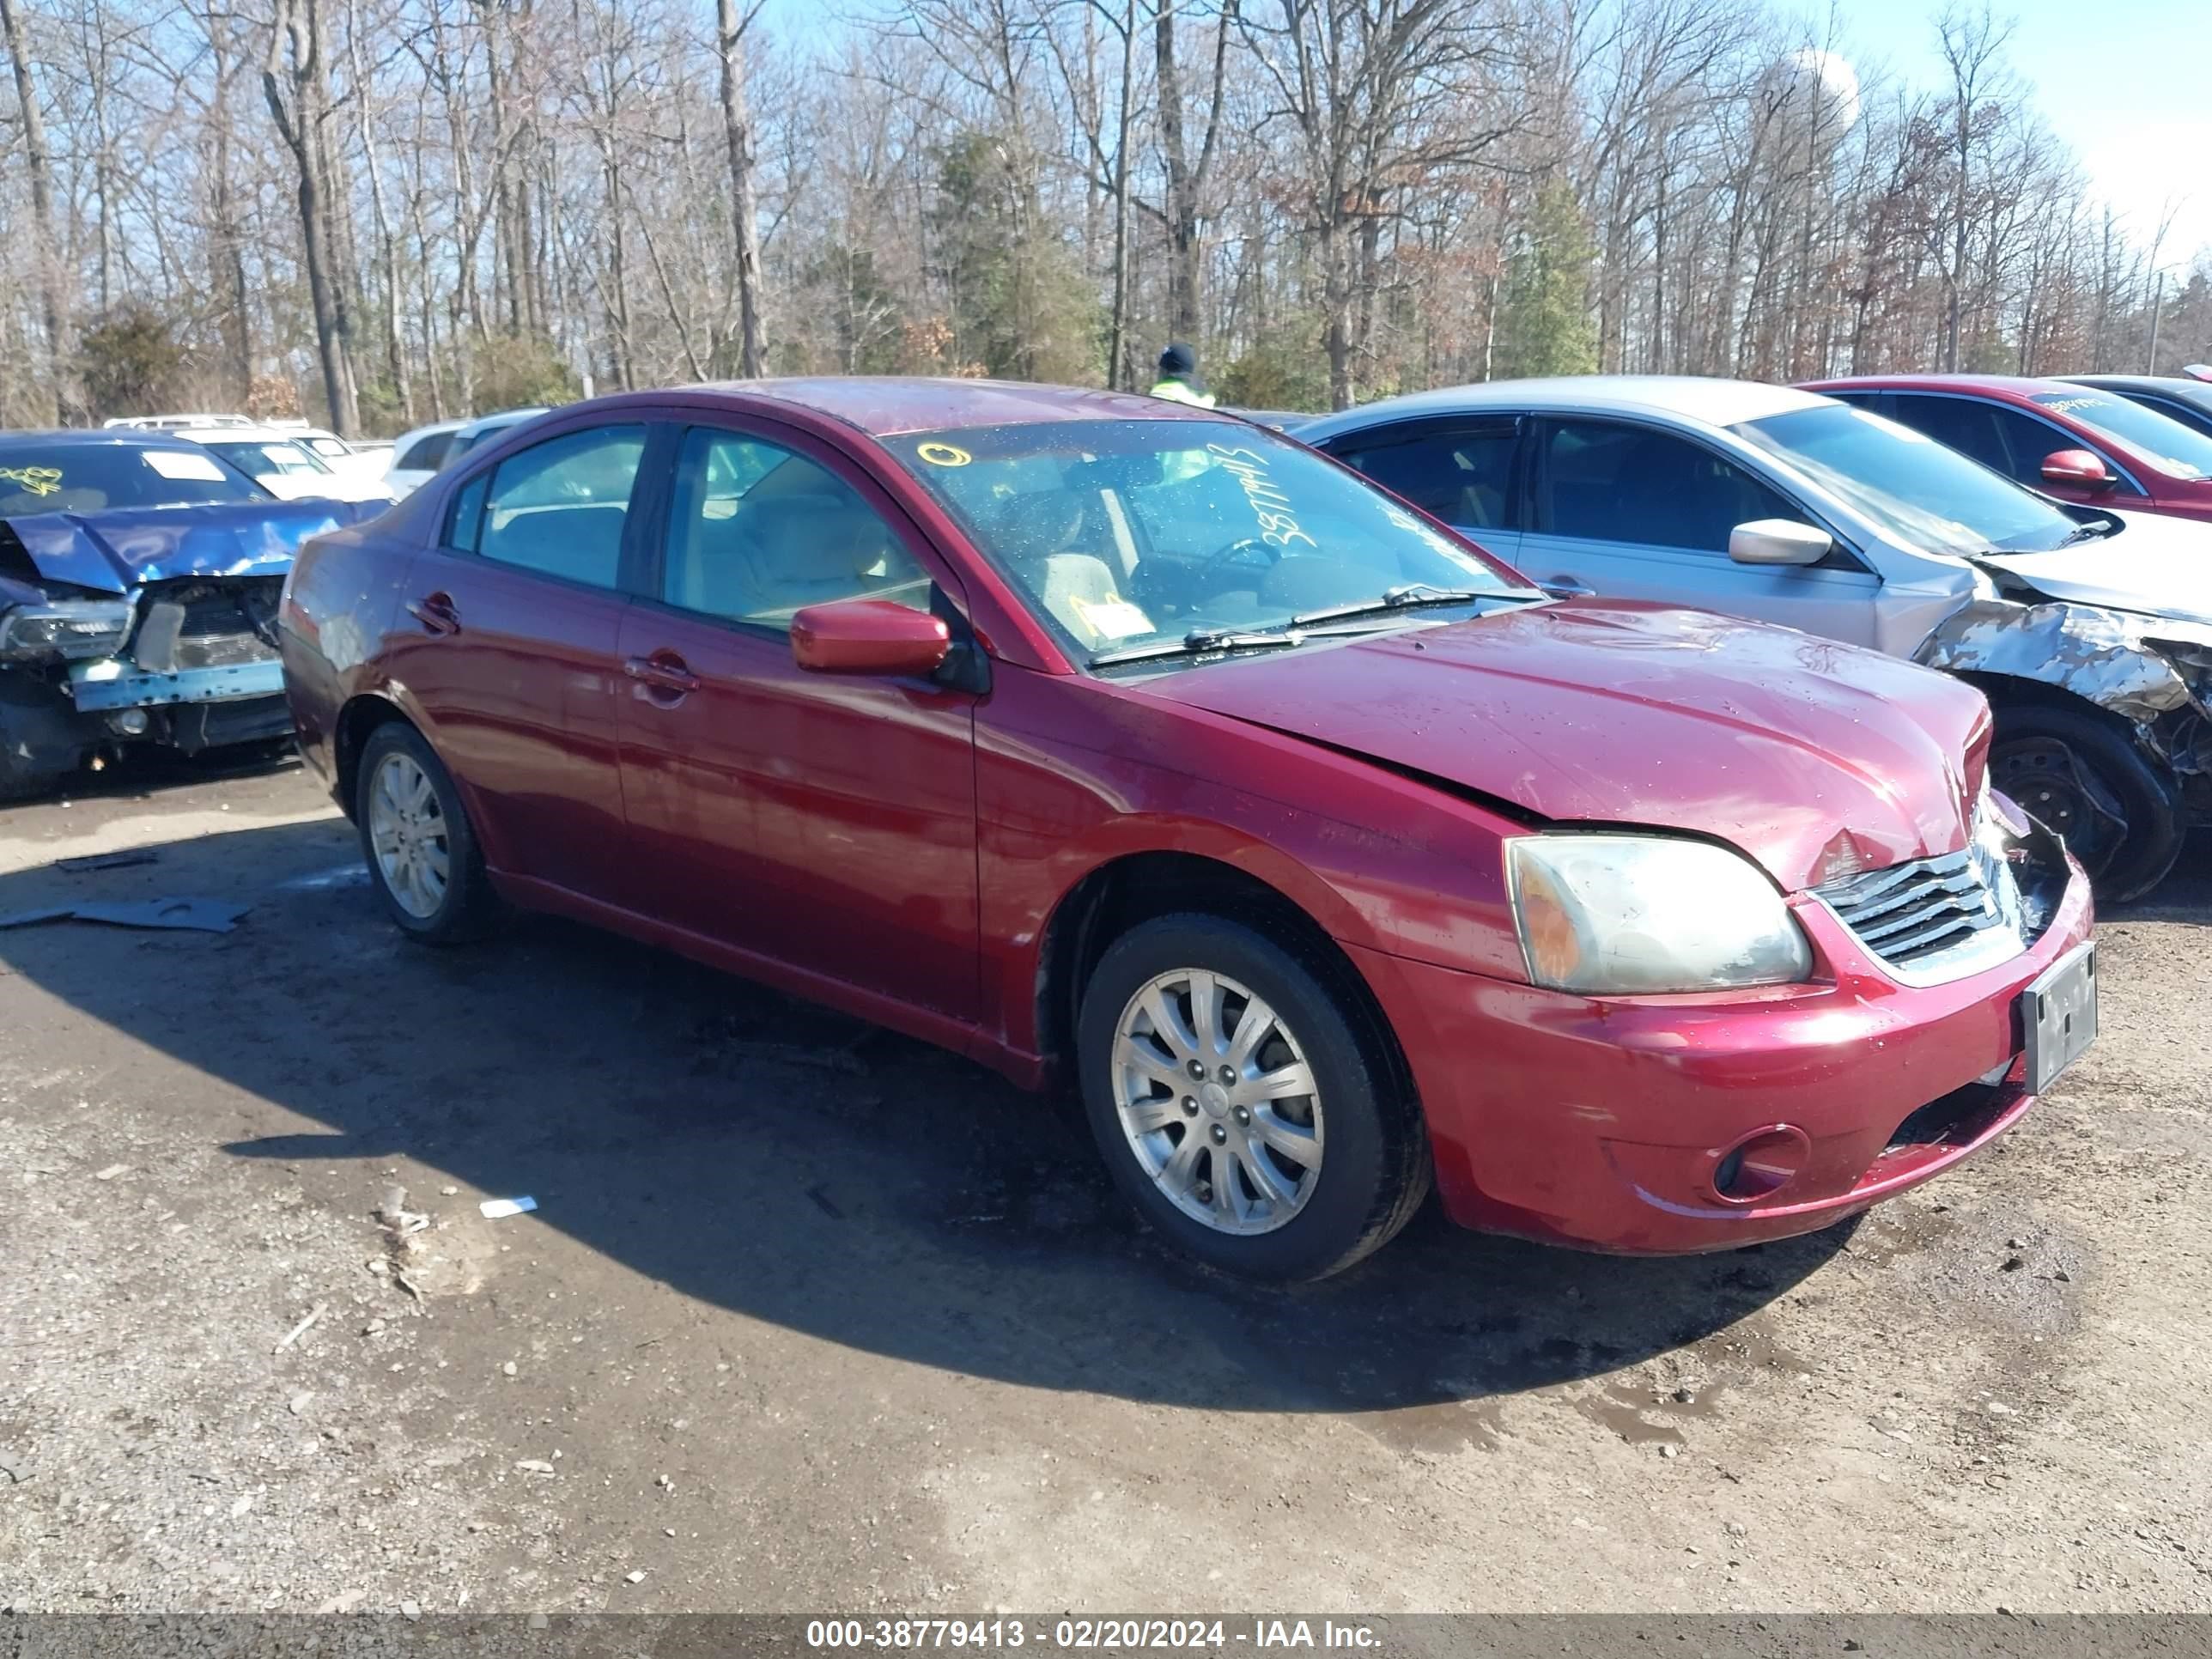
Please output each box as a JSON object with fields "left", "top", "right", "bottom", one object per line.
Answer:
{"left": 1826, "top": 0, "right": 2212, "bottom": 272}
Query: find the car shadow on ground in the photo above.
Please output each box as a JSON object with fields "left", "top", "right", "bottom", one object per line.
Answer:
{"left": 0, "top": 816, "right": 1866, "bottom": 1419}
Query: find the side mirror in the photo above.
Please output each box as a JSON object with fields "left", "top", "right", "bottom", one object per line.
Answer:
{"left": 2040, "top": 448, "right": 2116, "bottom": 489}
{"left": 790, "top": 598, "right": 951, "bottom": 677}
{"left": 1728, "top": 519, "right": 1833, "bottom": 567}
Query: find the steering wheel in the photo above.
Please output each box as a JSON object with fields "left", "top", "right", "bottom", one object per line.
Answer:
{"left": 1194, "top": 535, "right": 1279, "bottom": 589}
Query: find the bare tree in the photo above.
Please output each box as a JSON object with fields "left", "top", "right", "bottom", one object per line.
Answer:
{"left": 263, "top": 0, "right": 360, "bottom": 432}
{"left": 2, "top": 0, "right": 66, "bottom": 418}
{"left": 718, "top": 0, "right": 768, "bottom": 376}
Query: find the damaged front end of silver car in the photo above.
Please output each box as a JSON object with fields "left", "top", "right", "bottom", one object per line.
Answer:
{"left": 1916, "top": 592, "right": 2212, "bottom": 827}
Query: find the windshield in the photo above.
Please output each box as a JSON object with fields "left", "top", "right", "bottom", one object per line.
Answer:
{"left": 2029, "top": 390, "right": 2212, "bottom": 480}
{"left": 205, "top": 439, "right": 332, "bottom": 477}
{"left": 887, "top": 419, "right": 1537, "bottom": 665}
{"left": 0, "top": 442, "right": 267, "bottom": 514}
{"left": 1735, "top": 404, "right": 2084, "bottom": 556}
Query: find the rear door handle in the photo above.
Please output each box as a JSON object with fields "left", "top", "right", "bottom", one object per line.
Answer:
{"left": 1538, "top": 574, "right": 1594, "bottom": 599}
{"left": 407, "top": 592, "right": 462, "bottom": 635}
{"left": 624, "top": 653, "right": 701, "bottom": 696}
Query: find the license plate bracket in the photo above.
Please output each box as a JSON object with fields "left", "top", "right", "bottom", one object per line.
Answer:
{"left": 2021, "top": 941, "right": 2097, "bottom": 1094}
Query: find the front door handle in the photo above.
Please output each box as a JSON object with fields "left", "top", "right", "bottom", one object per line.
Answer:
{"left": 408, "top": 592, "right": 462, "bottom": 635}
{"left": 624, "top": 653, "right": 701, "bottom": 696}
{"left": 1538, "top": 574, "right": 1595, "bottom": 599}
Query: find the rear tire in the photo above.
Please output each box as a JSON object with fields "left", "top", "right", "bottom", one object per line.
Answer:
{"left": 1990, "top": 702, "right": 2184, "bottom": 902}
{"left": 1076, "top": 912, "right": 1429, "bottom": 1282}
{"left": 355, "top": 722, "right": 499, "bottom": 943}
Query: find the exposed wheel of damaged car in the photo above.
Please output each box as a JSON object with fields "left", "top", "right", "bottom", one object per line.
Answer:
{"left": 1079, "top": 915, "right": 1428, "bottom": 1283}
{"left": 1989, "top": 702, "right": 2185, "bottom": 903}
{"left": 355, "top": 722, "right": 499, "bottom": 943}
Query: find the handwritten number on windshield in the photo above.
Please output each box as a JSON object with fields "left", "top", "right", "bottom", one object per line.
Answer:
{"left": 1206, "top": 445, "right": 1317, "bottom": 551}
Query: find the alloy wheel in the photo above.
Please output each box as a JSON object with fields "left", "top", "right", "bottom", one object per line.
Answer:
{"left": 367, "top": 750, "right": 452, "bottom": 920}
{"left": 1109, "top": 968, "right": 1324, "bottom": 1236}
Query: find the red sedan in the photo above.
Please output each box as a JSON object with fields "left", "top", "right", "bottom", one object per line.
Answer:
{"left": 278, "top": 380, "right": 2095, "bottom": 1279}
{"left": 1805, "top": 374, "right": 2212, "bottom": 523}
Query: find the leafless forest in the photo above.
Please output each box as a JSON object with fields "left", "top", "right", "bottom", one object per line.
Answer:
{"left": 1, "top": 0, "right": 2207, "bottom": 433}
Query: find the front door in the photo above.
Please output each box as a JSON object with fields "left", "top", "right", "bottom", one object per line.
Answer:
{"left": 382, "top": 421, "right": 648, "bottom": 900}
{"left": 614, "top": 420, "right": 983, "bottom": 1020}
{"left": 1516, "top": 416, "right": 1883, "bottom": 647}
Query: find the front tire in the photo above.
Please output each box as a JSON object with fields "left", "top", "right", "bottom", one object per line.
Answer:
{"left": 1990, "top": 702, "right": 2184, "bottom": 902}
{"left": 1077, "top": 913, "right": 1429, "bottom": 1282}
{"left": 355, "top": 722, "right": 498, "bottom": 943}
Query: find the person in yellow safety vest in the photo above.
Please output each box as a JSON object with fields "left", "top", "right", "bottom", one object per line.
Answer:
{"left": 1148, "top": 343, "right": 1217, "bottom": 408}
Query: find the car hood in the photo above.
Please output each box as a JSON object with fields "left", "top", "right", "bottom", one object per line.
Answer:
{"left": 0, "top": 499, "right": 373, "bottom": 596}
{"left": 1979, "top": 508, "right": 2212, "bottom": 626}
{"left": 1141, "top": 599, "right": 1992, "bottom": 891}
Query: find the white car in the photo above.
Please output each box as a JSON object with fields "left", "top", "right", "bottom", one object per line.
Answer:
{"left": 267, "top": 422, "right": 396, "bottom": 483}
{"left": 383, "top": 418, "right": 470, "bottom": 497}
{"left": 1302, "top": 376, "right": 2212, "bottom": 898}
{"left": 167, "top": 425, "right": 398, "bottom": 506}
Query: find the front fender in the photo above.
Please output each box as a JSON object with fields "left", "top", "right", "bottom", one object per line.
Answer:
{"left": 1913, "top": 598, "right": 2203, "bottom": 727}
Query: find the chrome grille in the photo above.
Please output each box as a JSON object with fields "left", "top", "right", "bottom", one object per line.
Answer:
{"left": 1814, "top": 832, "right": 2025, "bottom": 979}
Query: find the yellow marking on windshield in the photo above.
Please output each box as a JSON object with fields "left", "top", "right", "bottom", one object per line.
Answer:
{"left": 0, "top": 465, "right": 64, "bottom": 497}
{"left": 917, "top": 442, "right": 972, "bottom": 467}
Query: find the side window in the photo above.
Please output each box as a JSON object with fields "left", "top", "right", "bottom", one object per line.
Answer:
{"left": 398, "top": 433, "right": 453, "bottom": 471}
{"left": 447, "top": 472, "right": 488, "bottom": 553}
{"left": 1537, "top": 421, "right": 1796, "bottom": 553}
{"left": 1889, "top": 396, "right": 2012, "bottom": 476}
{"left": 1334, "top": 422, "right": 1519, "bottom": 527}
{"left": 2136, "top": 396, "right": 2212, "bottom": 441}
{"left": 1981, "top": 405, "right": 2093, "bottom": 482}
{"left": 662, "top": 427, "right": 930, "bottom": 624}
{"left": 472, "top": 424, "right": 646, "bottom": 589}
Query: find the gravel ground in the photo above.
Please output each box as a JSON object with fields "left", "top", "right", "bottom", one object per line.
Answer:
{"left": 1, "top": 755, "right": 2207, "bottom": 1615}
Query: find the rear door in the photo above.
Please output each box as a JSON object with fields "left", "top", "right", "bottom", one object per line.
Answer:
{"left": 613, "top": 418, "right": 983, "bottom": 1020}
{"left": 1319, "top": 416, "right": 1526, "bottom": 566}
{"left": 1516, "top": 416, "right": 1883, "bottom": 645}
{"left": 382, "top": 422, "right": 649, "bottom": 902}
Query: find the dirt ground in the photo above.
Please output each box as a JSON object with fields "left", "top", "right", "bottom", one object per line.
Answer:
{"left": 1, "top": 753, "right": 2208, "bottom": 1617}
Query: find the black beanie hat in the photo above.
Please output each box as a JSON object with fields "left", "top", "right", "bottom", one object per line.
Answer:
{"left": 1158, "top": 342, "right": 1198, "bottom": 377}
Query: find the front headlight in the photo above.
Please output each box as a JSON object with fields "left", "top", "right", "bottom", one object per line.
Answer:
{"left": 1506, "top": 835, "right": 1813, "bottom": 994}
{"left": 0, "top": 599, "right": 133, "bottom": 662}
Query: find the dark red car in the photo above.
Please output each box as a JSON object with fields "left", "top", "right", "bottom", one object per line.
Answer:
{"left": 278, "top": 380, "right": 2095, "bottom": 1280}
{"left": 1805, "top": 374, "right": 2212, "bottom": 523}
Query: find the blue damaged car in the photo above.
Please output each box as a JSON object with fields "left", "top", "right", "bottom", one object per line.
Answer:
{"left": 0, "top": 428, "right": 379, "bottom": 798}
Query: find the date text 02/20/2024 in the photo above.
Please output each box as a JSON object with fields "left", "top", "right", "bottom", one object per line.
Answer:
{"left": 804, "top": 1619, "right": 1382, "bottom": 1650}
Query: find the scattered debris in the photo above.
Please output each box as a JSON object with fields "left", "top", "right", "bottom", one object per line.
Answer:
{"left": 229, "top": 1493, "right": 253, "bottom": 1518}
{"left": 0, "top": 898, "right": 251, "bottom": 934}
{"left": 92, "top": 1164, "right": 129, "bottom": 1182}
{"left": 480, "top": 1196, "right": 538, "bottom": 1219}
{"left": 288, "top": 1392, "right": 314, "bottom": 1416}
{"left": 401, "top": 1601, "right": 422, "bottom": 1621}
{"left": 55, "top": 849, "right": 160, "bottom": 873}
{"left": 0, "top": 1457, "right": 36, "bottom": 1486}
{"left": 316, "top": 1590, "right": 367, "bottom": 1615}
{"left": 625, "top": 1571, "right": 646, "bottom": 1585}
{"left": 807, "top": 1185, "right": 845, "bottom": 1220}
{"left": 501, "top": 1361, "right": 517, "bottom": 1376}
{"left": 440, "top": 1185, "right": 459, "bottom": 1196}
{"left": 515, "top": 1459, "right": 556, "bottom": 1476}
{"left": 273, "top": 1303, "right": 328, "bottom": 1353}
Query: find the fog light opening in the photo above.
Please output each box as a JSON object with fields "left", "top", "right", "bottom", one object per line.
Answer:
{"left": 1711, "top": 1126, "right": 1811, "bottom": 1206}
{"left": 106, "top": 708, "right": 150, "bottom": 737}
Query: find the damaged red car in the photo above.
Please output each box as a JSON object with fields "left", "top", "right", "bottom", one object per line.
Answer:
{"left": 278, "top": 380, "right": 2096, "bottom": 1280}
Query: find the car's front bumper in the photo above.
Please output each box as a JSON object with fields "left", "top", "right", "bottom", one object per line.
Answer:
{"left": 1346, "top": 857, "right": 2094, "bottom": 1253}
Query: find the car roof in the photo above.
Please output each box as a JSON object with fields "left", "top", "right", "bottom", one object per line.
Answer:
{"left": 1803, "top": 373, "right": 2075, "bottom": 400}
{"left": 1, "top": 428, "right": 223, "bottom": 450}
{"left": 680, "top": 377, "right": 1231, "bottom": 438}
{"left": 2063, "top": 374, "right": 2212, "bottom": 404}
{"left": 1300, "top": 375, "right": 1832, "bottom": 434}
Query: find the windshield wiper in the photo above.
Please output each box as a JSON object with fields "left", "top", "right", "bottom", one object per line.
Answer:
{"left": 1288, "top": 582, "right": 1501, "bottom": 629}
{"left": 2058, "top": 517, "right": 2119, "bottom": 545}
{"left": 1089, "top": 628, "right": 1314, "bottom": 667}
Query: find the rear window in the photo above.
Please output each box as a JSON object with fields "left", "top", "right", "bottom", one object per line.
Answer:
{"left": 0, "top": 443, "right": 268, "bottom": 514}
{"left": 2030, "top": 390, "right": 2212, "bottom": 479}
